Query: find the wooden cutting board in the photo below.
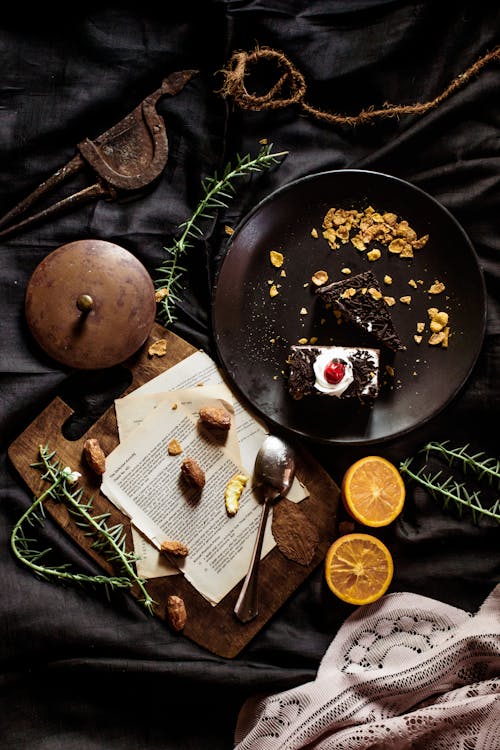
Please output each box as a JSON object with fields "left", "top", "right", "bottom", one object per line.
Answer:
{"left": 8, "top": 323, "right": 340, "bottom": 658}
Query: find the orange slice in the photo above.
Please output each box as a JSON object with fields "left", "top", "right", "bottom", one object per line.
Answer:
{"left": 324, "top": 533, "right": 394, "bottom": 605}
{"left": 341, "top": 455, "right": 405, "bottom": 527}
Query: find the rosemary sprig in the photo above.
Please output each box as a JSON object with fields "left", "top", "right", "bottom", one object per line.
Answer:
{"left": 11, "top": 445, "right": 156, "bottom": 613}
{"left": 155, "top": 143, "right": 288, "bottom": 325}
{"left": 399, "top": 441, "right": 500, "bottom": 524}
{"left": 422, "top": 440, "right": 500, "bottom": 488}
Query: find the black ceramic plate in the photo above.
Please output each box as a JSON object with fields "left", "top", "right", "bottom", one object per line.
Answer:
{"left": 212, "top": 170, "right": 487, "bottom": 445}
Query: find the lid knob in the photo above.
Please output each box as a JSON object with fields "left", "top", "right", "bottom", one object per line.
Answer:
{"left": 76, "top": 294, "right": 94, "bottom": 313}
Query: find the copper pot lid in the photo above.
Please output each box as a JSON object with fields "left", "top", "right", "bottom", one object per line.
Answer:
{"left": 25, "top": 239, "right": 156, "bottom": 369}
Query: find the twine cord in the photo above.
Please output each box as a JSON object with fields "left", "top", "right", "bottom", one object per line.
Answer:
{"left": 218, "top": 45, "right": 500, "bottom": 126}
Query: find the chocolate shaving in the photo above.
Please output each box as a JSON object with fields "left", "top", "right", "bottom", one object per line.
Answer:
{"left": 272, "top": 498, "right": 319, "bottom": 566}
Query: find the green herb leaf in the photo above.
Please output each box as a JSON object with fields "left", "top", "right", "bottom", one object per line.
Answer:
{"left": 11, "top": 444, "right": 157, "bottom": 613}
{"left": 399, "top": 441, "right": 500, "bottom": 523}
{"left": 155, "top": 143, "right": 288, "bottom": 325}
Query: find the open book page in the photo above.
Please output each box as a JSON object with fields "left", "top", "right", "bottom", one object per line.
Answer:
{"left": 102, "top": 394, "right": 281, "bottom": 605}
{"left": 125, "top": 385, "right": 240, "bottom": 578}
{"left": 103, "top": 350, "right": 310, "bottom": 604}
{"left": 116, "top": 385, "right": 241, "bottom": 463}
{"left": 116, "top": 349, "right": 288, "bottom": 478}
{"left": 114, "top": 350, "right": 308, "bottom": 582}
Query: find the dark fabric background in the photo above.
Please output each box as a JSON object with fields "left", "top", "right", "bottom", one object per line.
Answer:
{"left": 1, "top": 2, "right": 498, "bottom": 748}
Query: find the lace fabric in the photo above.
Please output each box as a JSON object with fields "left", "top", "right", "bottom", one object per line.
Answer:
{"left": 234, "top": 585, "right": 500, "bottom": 749}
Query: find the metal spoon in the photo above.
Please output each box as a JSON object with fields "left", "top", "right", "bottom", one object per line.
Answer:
{"left": 234, "top": 435, "right": 296, "bottom": 623}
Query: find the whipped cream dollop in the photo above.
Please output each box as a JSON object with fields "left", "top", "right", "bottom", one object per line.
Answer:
{"left": 313, "top": 348, "right": 354, "bottom": 397}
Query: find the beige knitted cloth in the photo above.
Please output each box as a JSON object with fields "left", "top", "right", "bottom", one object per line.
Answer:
{"left": 234, "top": 585, "right": 500, "bottom": 749}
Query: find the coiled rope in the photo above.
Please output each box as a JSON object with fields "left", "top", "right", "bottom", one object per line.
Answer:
{"left": 218, "top": 45, "right": 500, "bottom": 126}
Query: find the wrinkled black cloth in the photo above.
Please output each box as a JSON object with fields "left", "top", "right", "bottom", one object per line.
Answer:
{"left": 0, "top": 3, "right": 499, "bottom": 749}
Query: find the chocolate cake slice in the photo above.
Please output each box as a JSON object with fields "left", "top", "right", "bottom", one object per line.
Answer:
{"left": 316, "top": 270, "right": 405, "bottom": 351}
{"left": 287, "top": 345, "right": 380, "bottom": 401}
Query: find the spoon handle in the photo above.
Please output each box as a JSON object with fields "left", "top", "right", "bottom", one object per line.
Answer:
{"left": 234, "top": 495, "right": 275, "bottom": 623}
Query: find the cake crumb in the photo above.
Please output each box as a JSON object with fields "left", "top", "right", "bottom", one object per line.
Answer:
{"left": 311, "top": 270, "right": 328, "bottom": 286}
{"left": 270, "top": 250, "right": 284, "bottom": 268}
{"left": 428, "top": 280, "right": 446, "bottom": 294}
{"left": 168, "top": 439, "right": 183, "bottom": 455}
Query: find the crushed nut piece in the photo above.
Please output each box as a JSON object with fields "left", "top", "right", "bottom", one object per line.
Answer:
{"left": 429, "top": 311, "right": 449, "bottom": 332}
{"left": 148, "top": 339, "right": 168, "bottom": 357}
{"left": 300, "top": 307, "right": 307, "bottom": 315}
{"left": 428, "top": 309, "right": 451, "bottom": 346}
{"left": 321, "top": 205, "right": 428, "bottom": 258}
{"left": 180, "top": 457, "right": 205, "bottom": 489}
{"left": 428, "top": 280, "right": 446, "bottom": 295}
{"left": 311, "top": 228, "right": 318, "bottom": 238}
{"left": 166, "top": 595, "right": 187, "bottom": 632}
{"left": 154, "top": 288, "right": 169, "bottom": 302}
{"left": 311, "top": 270, "right": 328, "bottom": 286}
{"left": 400, "top": 296, "right": 412, "bottom": 305}
{"left": 298, "top": 337, "right": 308, "bottom": 344}
{"left": 199, "top": 406, "right": 231, "bottom": 431}
{"left": 367, "top": 248, "right": 381, "bottom": 261}
{"left": 351, "top": 235, "right": 366, "bottom": 251}
{"left": 429, "top": 331, "right": 446, "bottom": 346}
{"left": 83, "top": 438, "right": 106, "bottom": 476}
{"left": 160, "top": 539, "right": 189, "bottom": 557}
{"left": 414, "top": 334, "right": 423, "bottom": 344}
{"left": 224, "top": 473, "right": 248, "bottom": 516}
{"left": 341, "top": 267, "right": 352, "bottom": 275}
{"left": 270, "top": 250, "right": 284, "bottom": 268}
{"left": 167, "top": 439, "right": 182, "bottom": 456}
{"left": 368, "top": 287, "right": 383, "bottom": 300}
{"left": 340, "top": 288, "right": 356, "bottom": 299}
{"left": 269, "top": 284, "right": 279, "bottom": 297}
{"left": 384, "top": 275, "right": 393, "bottom": 284}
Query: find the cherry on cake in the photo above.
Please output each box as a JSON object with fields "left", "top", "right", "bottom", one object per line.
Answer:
{"left": 287, "top": 345, "right": 380, "bottom": 401}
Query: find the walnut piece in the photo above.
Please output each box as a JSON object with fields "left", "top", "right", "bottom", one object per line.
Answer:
{"left": 166, "top": 595, "right": 187, "bottom": 632}
{"left": 148, "top": 339, "right": 168, "bottom": 357}
{"left": 160, "top": 539, "right": 189, "bottom": 557}
{"left": 269, "top": 250, "right": 284, "bottom": 268}
{"left": 311, "top": 269, "right": 328, "bottom": 286}
{"left": 180, "top": 457, "right": 205, "bottom": 489}
{"left": 167, "top": 439, "right": 183, "bottom": 455}
{"left": 83, "top": 438, "right": 106, "bottom": 476}
{"left": 199, "top": 406, "right": 231, "bottom": 431}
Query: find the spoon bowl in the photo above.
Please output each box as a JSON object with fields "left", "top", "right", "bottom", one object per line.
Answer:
{"left": 234, "top": 435, "right": 296, "bottom": 623}
{"left": 254, "top": 434, "right": 296, "bottom": 500}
